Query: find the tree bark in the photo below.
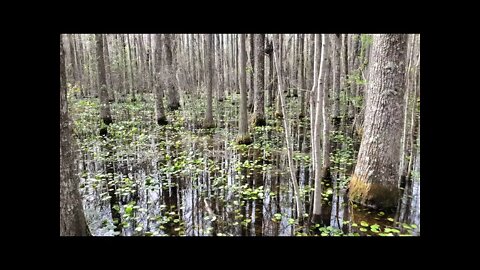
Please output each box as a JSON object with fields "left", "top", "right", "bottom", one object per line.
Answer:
{"left": 312, "top": 34, "right": 327, "bottom": 223}
{"left": 154, "top": 34, "right": 167, "bottom": 125}
{"left": 164, "top": 34, "right": 180, "bottom": 110}
{"left": 95, "top": 34, "right": 112, "bottom": 125}
{"left": 348, "top": 34, "right": 408, "bottom": 210}
{"left": 60, "top": 36, "right": 90, "bottom": 236}
{"left": 236, "top": 34, "right": 252, "bottom": 144}
{"left": 253, "top": 34, "right": 266, "bottom": 126}
{"left": 204, "top": 34, "right": 214, "bottom": 128}
{"left": 273, "top": 34, "right": 304, "bottom": 222}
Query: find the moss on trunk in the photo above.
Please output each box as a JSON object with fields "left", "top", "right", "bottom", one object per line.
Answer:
{"left": 348, "top": 175, "right": 400, "bottom": 210}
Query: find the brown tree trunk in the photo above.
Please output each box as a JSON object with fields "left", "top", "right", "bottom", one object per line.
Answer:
{"left": 349, "top": 34, "right": 408, "bottom": 210}
{"left": 60, "top": 36, "right": 90, "bottom": 236}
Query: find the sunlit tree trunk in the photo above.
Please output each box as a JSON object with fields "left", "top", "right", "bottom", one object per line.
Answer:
{"left": 248, "top": 34, "right": 255, "bottom": 112}
{"left": 236, "top": 34, "right": 252, "bottom": 144}
{"left": 216, "top": 34, "right": 225, "bottom": 102}
{"left": 252, "top": 34, "right": 266, "bottom": 126}
{"left": 127, "top": 34, "right": 136, "bottom": 101}
{"left": 60, "top": 36, "right": 90, "bottom": 236}
{"left": 312, "top": 34, "right": 327, "bottom": 223}
{"left": 349, "top": 34, "right": 407, "bottom": 210}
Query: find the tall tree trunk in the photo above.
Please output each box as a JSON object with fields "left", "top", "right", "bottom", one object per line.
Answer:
{"left": 95, "top": 34, "right": 112, "bottom": 125}
{"left": 204, "top": 34, "right": 214, "bottom": 128}
{"left": 298, "top": 34, "right": 306, "bottom": 119}
{"left": 103, "top": 35, "right": 115, "bottom": 102}
{"left": 236, "top": 34, "right": 252, "bottom": 145}
{"left": 164, "top": 34, "right": 180, "bottom": 110}
{"left": 154, "top": 34, "right": 167, "bottom": 125}
{"left": 332, "top": 34, "right": 341, "bottom": 128}
{"left": 67, "top": 34, "right": 77, "bottom": 84}
{"left": 348, "top": 34, "right": 408, "bottom": 210}
{"left": 127, "top": 34, "right": 136, "bottom": 101}
{"left": 253, "top": 34, "right": 266, "bottom": 126}
{"left": 248, "top": 34, "right": 255, "bottom": 112}
{"left": 273, "top": 34, "right": 304, "bottom": 222}
{"left": 312, "top": 34, "right": 327, "bottom": 223}
{"left": 60, "top": 36, "right": 90, "bottom": 236}
{"left": 216, "top": 34, "right": 225, "bottom": 102}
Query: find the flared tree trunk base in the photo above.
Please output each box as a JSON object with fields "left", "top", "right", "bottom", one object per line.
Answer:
{"left": 348, "top": 175, "right": 400, "bottom": 210}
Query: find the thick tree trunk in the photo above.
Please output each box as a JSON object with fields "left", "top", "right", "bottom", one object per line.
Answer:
{"left": 252, "top": 34, "right": 266, "bottom": 126}
{"left": 248, "top": 34, "right": 255, "bottom": 112}
{"left": 164, "top": 34, "right": 180, "bottom": 111}
{"left": 204, "top": 34, "right": 214, "bottom": 128}
{"left": 60, "top": 36, "right": 90, "bottom": 236}
{"left": 154, "top": 34, "right": 167, "bottom": 125}
{"left": 349, "top": 34, "right": 407, "bottom": 210}
{"left": 95, "top": 34, "right": 112, "bottom": 125}
{"left": 236, "top": 34, "right": 252, "bottom": 145}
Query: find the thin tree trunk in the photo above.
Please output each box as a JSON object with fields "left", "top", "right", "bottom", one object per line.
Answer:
{"left": 273, "top": 34, "right": 304, "bottom": 222}
{"left": 312, "top": 34, "right": 327, "bottom": 223}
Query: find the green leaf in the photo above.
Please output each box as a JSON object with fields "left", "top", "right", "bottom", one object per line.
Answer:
{"left": 359, "top": 228, "right": 368, "bottom": 232}
{"left": 360, "top": 221, "right": 369, "bottom": 227}
{"left": 387, "top": 217, "right": 394, "bottom": 222}
{"left": 135, "top": 226, "right": 143, "bottom": 232}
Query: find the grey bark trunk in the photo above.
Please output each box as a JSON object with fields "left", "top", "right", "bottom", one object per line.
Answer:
{"left": 60, "top": 36, "right": 90, "bottom": 236}
{"left": 154, "top": 34, "right": 167, "bottom": 125}
{"left": 236, "top": 34, "right": 252, "bottom": 144}
{"left": 95, "top": 34, "right": 112, "bottom": 125}
{"left": 204, "top": 34, "right": 214, "bottom": 128}
{"left": 349, "top": 34, "right": 408, "bottom": 210}
{"left": 164, "top": 34, "right": 180, "bottom": 110}
{"left": 253, "top": 34, "right": 266, "bottom": 126}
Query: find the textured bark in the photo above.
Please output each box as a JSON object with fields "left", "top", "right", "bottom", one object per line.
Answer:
{"left": 67, "top": 34, "right": 77, "bottom": 84}
{"left": 154, "top": 34, "right": 167, "bottom": 125}
{"left": 320, "top": 37, "right": 332, "bottom": 182}
{"left": 252, "top": 34, "right": 266, "bottom": 126}
{"left": 312, "top": 34, "right": 327, "bottom": 223}
{"left": 310, "top": 34, "right": 321, "bottom": 177}
{"left": 349, "top": 34, "right": 407, "bottom": 210}
{"left": 266, "top": 37, "right": 274, "bottom": 108}
{"left": 236, "top": 34, "right": 252, "bottom": 144}
{"left": 164, "top": 34, "right": 180, "bottom": 110}
{"left": 204, "top": 34, "right": 214, "bottom": 128}
{"left": 60, "top": 36, "right": 90, "bottom": 236}
{"left": 273, "top": 34, "right": 304, "bottom": 221}
{"left": 95, "top": 34, "right": 112, "bottom": 125}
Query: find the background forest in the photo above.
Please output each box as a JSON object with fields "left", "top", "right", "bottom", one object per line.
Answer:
{"left": 60, "top": 34, "right": 420, "bottom": 236}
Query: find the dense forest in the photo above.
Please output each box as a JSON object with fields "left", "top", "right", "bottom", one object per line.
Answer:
{"left": 60, "top": 34, "right": 420, "bottom": 236}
